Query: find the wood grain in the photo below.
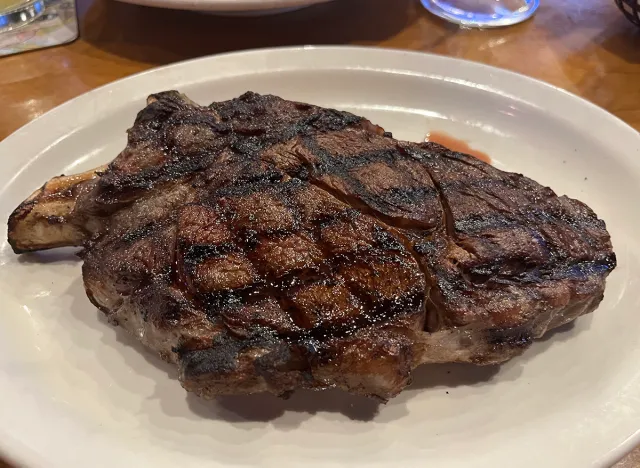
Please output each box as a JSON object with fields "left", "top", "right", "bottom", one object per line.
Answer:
{"left": 0, "top": 0, "right": 639, "bottom": 465}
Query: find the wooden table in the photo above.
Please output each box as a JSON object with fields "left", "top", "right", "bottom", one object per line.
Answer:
{"left": 1, "top": 0, "right": 640, "bottom": 465}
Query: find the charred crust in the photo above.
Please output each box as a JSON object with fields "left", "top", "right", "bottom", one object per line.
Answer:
{"left": 179, "top": 331, "right": 277, "bottom": 378}
{"left": 183, "top": 243, "right": 236, "bottom": 266}
{"left": 121, "top": 222, "right": 158, "bottom": 243}
{"left": 465, "top": 255, "right": 617, "bottom": 286}
{"left": 486, "top": 327, "right": 533, "bottom": 348}
{"left": 204, "top": 285, "right": 424, "bottom": 344}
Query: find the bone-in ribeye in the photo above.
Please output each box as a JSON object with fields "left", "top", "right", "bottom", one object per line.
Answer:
{"left": 7, "top": 92, "right": 616, "bottom": 400}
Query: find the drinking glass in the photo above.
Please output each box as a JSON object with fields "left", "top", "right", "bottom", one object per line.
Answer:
{"left": 421, "top": 0, "right": 540, "bottom": 28}
{"left": 0, "top": 0, "right": 45, "bottom": 32}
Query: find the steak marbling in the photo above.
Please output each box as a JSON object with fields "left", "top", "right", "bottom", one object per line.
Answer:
{"left": 7, "top": 92, "right": 616, "bottom": 400}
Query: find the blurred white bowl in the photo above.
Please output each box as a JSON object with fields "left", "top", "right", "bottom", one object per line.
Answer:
{"left": 113, "top": 0, "right": 335, "bottom": 14}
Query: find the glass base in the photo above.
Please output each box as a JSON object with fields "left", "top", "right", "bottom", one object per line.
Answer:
{"left": 421, "top": 0, "right": 540, "bottom": 28}
{"left": 0, "top": 0, "right": 45, "bottom": 32}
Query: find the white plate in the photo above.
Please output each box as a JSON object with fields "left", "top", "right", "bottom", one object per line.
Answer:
{"left": 1, "top": 46, "right": 639, "bottom": 468}
{"left": 112, "top": 0, "right": 333, "bottom": 14}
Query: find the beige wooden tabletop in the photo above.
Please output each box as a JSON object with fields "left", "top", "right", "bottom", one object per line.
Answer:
{"left": 1, "top": 0, "right": 640, "bottom": 466}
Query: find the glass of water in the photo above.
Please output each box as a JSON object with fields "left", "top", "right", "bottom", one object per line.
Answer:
{"left": 0, "top": 0, "right": 45, "bottom": 32}
{"left": 421, "top": 0, "right": 540, "bottom": 28}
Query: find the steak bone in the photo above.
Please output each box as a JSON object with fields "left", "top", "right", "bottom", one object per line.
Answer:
{"left": 8, "top": 166, "right": 106, "bottom": 253}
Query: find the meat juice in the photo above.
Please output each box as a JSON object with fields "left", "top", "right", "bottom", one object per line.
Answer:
{"left": 425, "top": 131, "right": 492, "bottom": 164}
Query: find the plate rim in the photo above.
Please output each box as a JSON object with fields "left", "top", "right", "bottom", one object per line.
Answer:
{"left": 111, "top": 0, "right": 333, "bottom": 12}
{"left": 1, "top": 45, "right": 639, "bottom": 468}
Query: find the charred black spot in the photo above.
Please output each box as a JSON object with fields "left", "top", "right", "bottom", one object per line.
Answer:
{"left": 46, "top": 216, "right": 66, "bottom": 225}
{"left": 413, "top": 240, "right": 437, "bottom": 255}
{"left": 203, "top": 290, "right": 245, "bottom": 315}
{"left": 122, "top": 222, "right": 157, "bottom": 243}
{"left": 255, "top": 341, "right": 307, "bottom": 376}
{"left": 465, "top": 255, "right": 617, "bottom": 286}
{"left": 294, "top": 103, "right": 313, "bottom": 112}
{"left": 231, "top": 136, "right": 265, "bottom": 156}
{"left": 383, "top": 186, "right": 438, "bottom": 210}
{"left": 158, "top": 297, "right": 185, "bottom": 325}
{"left": 179, "top": 329, "right": 278, "bottom": 378}
{"left": 311, "top": 211, "right": 345, "bottom": 229}
{"left": 372, "top": 226, "right": 404, "bottom": 251}
{"left": 179, "top": 341, "right": 238, "bottom": 376}
{"left": 454, "top": 204, "right": 606, "bottom": 235}
{"left": 307, "top": 109, "right": 362, "bottom": 132}
{"left": 296, "top": 289, "right": 424, "bottom": 344}
{"left": 183, "top": 243, "right": 234, "bottom": 266}
{"left": 135, "top": 92, "right": 186, "bottom": 129}
{"left": 487, "top": 327, "right": 533, "bottom": 348}
{"left": 212, "top": 170, "right": 285, "bottom": 200}
{"left": 239, "top": 229, "right": 259, "bottom": 250}
{"left": 547, "top": 255, "right": 617, "bottom": 281}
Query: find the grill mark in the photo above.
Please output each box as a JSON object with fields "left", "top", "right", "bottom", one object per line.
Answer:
{"left": 97, "top": 156, "right": 214, "bottom": 203}
{"left": 121, "top": 222, "right": 158, "bottom": 243}
{"left": 296, "top": 176, "right": 433, "bottom": 231}
{"left": 271, "top": 176, "right": 438, "bottom": 336}
{"left": 180, "top": 226, "right": 313, "bottom": 269}
{"left": 308, "top": 208, "right": 359, "bottom": 230}
{"left": 400, "top": 154, "right": 611, "bottom": 320}
{"left": 179, "top": 331, "right": 279, "bottom": 377}
{"left": 207, "top": 285, "right": 423, "bottom": 343}
{"left": 200, "top": 241, "right": 421, "bottom": 334}
{"left": 302, "top": 135, "right": 404, "bottom": 174}
{"left": 207, "top": 178, "right": 307, "bottom": 240}
{"left": 313, "top": 146, "right": 405, "bottom": 172}
{"left": 378, "top": 227, "right": 440, "bottom": 333}
{"left": 211, "top": 93, "right": 364, "bottom": 148}
{"left": 486, "top": 326, "right": 533, "bottom": 348}
{"left": 419, "top": 142, "right": 504, "bottom": 181}
{"left": 105, "top": 94, "right": 366, "bottom": 202}
{"left": 182, "top": 243, "right": 237, "bottom": 267}
{"left": 437, "top": 173, "right": 535, "bottom": 192}
{"left": 204, "top": 166, "right": 287, "bottom": 202}
{"left": 309, "top": 289, "right": 422, "bottom": 342}
{"left": 178, "top": 207, "right": 349, "bottom": 269}
{"left": 254, "top": 134, "right": 457, "bottom": 335}
{"left": 454, "top": 208, "right": 606, "bottom": 236}
{"left": 383, "top": 185, "right": 439, "bottom": 209}
{"left": 180, "top": 286, "right": 422, "bottom": 379}
{"left": 467, "top": 254, "right": 616, "bottom": 286}
{"left": 285, "top": 137, "right": 440, "bottom": 230}
{"left": 202, "top": 249, "right": 413, "bottom": 306}
{"left": 411, "top": 147, "right": 595, "bottom": 237}
{"left": 399, "top": 146, "right": 607, "bottom": 265}
{"left": 108, "top": 217, "right": 175, "bottom": 254}
{"left": 172, "top": 222, "right": 188, "bottom": 293}
{"left": 372, "top": 225, "right": 405, "bottom": 252}
{"left": 203, "top": 270, "right": 324, "bottom": 321}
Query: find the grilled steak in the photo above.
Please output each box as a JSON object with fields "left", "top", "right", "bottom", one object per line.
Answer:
{"left": 7, "top": 92, "right": 616, "bottom": 400}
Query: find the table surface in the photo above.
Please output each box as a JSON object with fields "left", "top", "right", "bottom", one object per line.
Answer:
{"left": 1, "top": 0, "right": 640, "bottom": 466}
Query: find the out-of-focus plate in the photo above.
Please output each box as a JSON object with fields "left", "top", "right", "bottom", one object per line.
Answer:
{"left": 112, "top": 0, "right": 333, "bottom": 14}
{"left": 0, "top": 46, "right": 639, "bottom": 468}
